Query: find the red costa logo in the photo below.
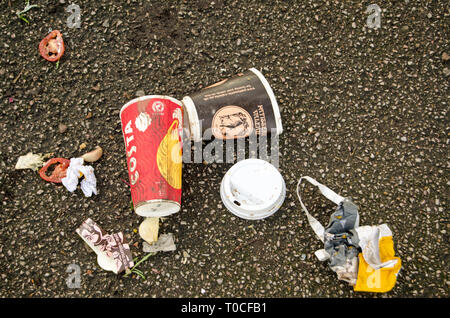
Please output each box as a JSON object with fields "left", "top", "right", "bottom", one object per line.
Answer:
{"left": 124, "top": 120, "right": 139, "bottom": 185}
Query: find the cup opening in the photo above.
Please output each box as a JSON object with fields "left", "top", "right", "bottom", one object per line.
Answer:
{"left": 248, "top": 68, "right": 283, "bottom": 136}
{"left": 181, "top": 96, "right": 201, "bottom": 142}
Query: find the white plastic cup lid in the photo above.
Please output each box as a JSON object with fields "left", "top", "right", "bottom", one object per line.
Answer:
{"left": 220, "top": 159, "right": 286, "bottom": 220}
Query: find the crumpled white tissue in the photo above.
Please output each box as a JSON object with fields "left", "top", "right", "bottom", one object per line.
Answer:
{"left": 62, "top": 157, "right": 97, "bottom": 197}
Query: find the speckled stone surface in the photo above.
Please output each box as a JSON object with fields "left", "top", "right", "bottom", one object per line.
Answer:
{"left": 0, "top": 0, "right": 448, "bottom": 297}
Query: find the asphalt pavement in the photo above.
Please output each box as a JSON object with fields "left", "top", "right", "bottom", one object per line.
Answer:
{"left": 0, "top": 0, "right": 448, "bottom": 297}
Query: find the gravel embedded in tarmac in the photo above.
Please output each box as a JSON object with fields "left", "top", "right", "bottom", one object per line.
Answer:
{"left": 0, "top": 0, "right": 448, "bottom": 297}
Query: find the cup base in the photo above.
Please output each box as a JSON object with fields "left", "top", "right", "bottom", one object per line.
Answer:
{"left": 135, "top": 199, "right": 181, "bottom": 217}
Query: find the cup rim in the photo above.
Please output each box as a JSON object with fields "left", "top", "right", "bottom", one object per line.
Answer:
{"left": 248, "top": 68, "right": 283, "bottom": 136}
{"left": 181, "top": 96, "right": 202, "bottom": 142}
{"left": 119, "top": 95, "right": 183, "bottom": 118}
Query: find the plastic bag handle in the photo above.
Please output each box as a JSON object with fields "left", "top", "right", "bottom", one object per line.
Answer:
{"left": 296, "top": 176, "right": 344, "bottom": 242}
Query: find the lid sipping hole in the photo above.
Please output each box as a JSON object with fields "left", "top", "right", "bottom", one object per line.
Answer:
{"left": 233, "top": 200, "right": 241, "bottom": 206}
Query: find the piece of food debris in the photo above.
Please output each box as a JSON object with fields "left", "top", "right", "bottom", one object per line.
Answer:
{"left": 139, "top": 217, "right": 159, "bottom": 244}
{"left": 39, "top": 30, "right": 65, "bottom": 62}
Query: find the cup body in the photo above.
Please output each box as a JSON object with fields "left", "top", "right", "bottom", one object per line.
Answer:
{"left": 120, "top": 95, "right": 183, "bottom": 217}
{"left": 182, "top": 68, "right": 283, "bottom": 142}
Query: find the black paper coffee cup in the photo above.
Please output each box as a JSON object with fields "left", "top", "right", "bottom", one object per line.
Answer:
{"left": 182, "top": 68, "right": 283, "bottom": 142}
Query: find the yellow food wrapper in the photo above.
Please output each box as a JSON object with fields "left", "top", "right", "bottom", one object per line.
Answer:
{"left": 354, "top": 235, "right": 401, "bottom": 293}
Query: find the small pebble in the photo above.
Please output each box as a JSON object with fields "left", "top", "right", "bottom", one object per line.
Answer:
{"left": 58, "top": 123, "right": 67, "bottom": 134}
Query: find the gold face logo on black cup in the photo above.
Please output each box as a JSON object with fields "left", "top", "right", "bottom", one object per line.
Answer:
{"left": 211, "top": 106, "right": 254, "bottom": 139}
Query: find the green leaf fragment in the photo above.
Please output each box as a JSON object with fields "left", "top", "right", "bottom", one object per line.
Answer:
{"left": 19, "top": 15, "right": 29, "bottom": 24}
{"left": 123, "top": 252, "right": 155, "bottom": 279}
{"left": 16, "top": 1, "right": 39, "bottom": 24}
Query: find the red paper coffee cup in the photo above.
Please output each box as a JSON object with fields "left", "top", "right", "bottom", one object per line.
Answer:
{"left": 120, "top": 95, "right": 183, "bottom": 217}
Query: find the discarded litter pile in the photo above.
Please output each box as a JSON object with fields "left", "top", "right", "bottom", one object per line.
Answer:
{"left": 119, "top": 68, "right": 282, "bottom": 219}
{"left": 15, "top": 146, "right": 103, "bottom": 197}
{"left": 15, "top": 61, "right": 404, "bottom": 293}
{"left": 118, "top": 69, "right": 285, "bottom": 263}
{"left": 297, "top": 176, "right": 402, "bottom": 293}
{"left": 15, "top": 66, "right": 285, "bottom": 278}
